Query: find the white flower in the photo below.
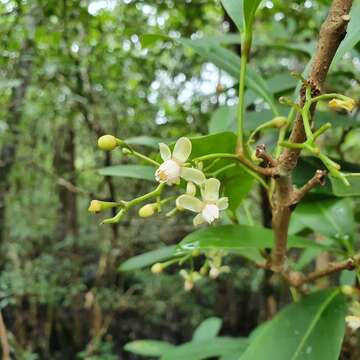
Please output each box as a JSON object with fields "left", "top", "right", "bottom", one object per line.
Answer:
{"left": 179, "top": 269, "right": 201, "bottom": 291}
{"left": 176, "top": 178, "right": 228, "bottom": 226}
{"left": 346, "top": 315, "right": 360, "bottom": 331}
{"left": 155, "top": 137, "right": 205, "bottom": 186}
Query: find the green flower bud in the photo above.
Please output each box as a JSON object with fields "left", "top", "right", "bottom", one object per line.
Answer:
{"left": 97, "top": 135, "right": 122, "bottom": 151}
{"left": 151, "top": 263, "right": 164, "bottom": 274}
{"left": 138, "top": 203, "right": 156, "bottom": 218}
{"left": 88, "top": 200, "right": 119, "bottom": 213}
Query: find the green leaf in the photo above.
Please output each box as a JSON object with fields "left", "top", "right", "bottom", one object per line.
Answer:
{"left": 98, "top": 165, "right": 156, "bottom": 181}
{"left": 118, "top": 245, "right": 177, "bottom": 272}
{"left": 221, "top": 0, "right": 243, "bottom": 32}
{"left": 208, "top": 106, "right": 237, "bottom": 134}
{"left": 243, "top": 0, "right": 262, "bottom": 35}
{"left": 240, "top": 289, "right": 346, "bottom": 360}
{"left": 178, "top": 225, "right": 327, "bottom": 256}
{"left": 140, "top": 33, "right": 170, "bottom": 48}
{"left": 330, "top": 173, "right": 360, "bottom": 196}
{"left": 124, "top": 340, "right": 175, "bottom": 356}
{"left": 192, "top": 317, "right": 222, "bottom": 342}
{"left": 290, "top": 198, "right": 354, "bottom": 239}
{"left": 126, "top": 136, "right": 165, "bottom": 149}
{"left": 189, "top": 132, "right": 237, "bottom": 158}
{"left": 162, "top": 337, "right": 248, "bottom": 360}
{"left": 219, "top": 164, "right": 254, "bottom": 211}
{"left": 332, "top": 5, "right": 360, "bottom": 68}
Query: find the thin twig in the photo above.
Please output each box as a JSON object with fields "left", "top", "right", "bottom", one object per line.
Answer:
{"left": 290, "top": 169, "right": 327, "bottom": 205}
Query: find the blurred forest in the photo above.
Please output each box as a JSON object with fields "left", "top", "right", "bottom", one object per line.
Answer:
{"left": 1, "top": 0, "right": 360, "bottom": 359}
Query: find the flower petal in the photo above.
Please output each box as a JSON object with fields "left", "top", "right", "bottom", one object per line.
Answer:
{"left": 203, "top": 178, "right": 220, "bottom": 202}
{"left": 172, "top": 137, "right": 192, "bottom": 163}
{"left": 181, "top": 167, "right": 205, "bottom": 185}
{"left": 193, "top": 213, "right": 205, "bottom": 226}
{"left": 217, "top": 197, "right": 229, "bottom": 210}
{"left": 159, "top": 143, "right": 171, "bottom": 161}
{"left": 176, "top": 194, "right": 203, "bottom": 213}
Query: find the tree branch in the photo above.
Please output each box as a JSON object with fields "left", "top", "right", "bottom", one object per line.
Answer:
{"left": 271, "top": 0, "right": 353, "bottom": 271}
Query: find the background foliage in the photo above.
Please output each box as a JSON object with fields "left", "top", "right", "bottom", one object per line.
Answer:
{"left": 1, "top": 0, "right": 360, "bottom": 359}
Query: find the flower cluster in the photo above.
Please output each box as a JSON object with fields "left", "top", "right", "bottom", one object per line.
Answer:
{"left": 89, "top": 134, "right": 230, "bottom": 290}
{"left": 154, "top": 137, "right": 228, "bottom": 225}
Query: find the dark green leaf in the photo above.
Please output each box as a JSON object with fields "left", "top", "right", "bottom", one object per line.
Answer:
{"left": 240, "top": 289, "right": 346, "bottom": 360}
{"left": 290, "top": 198, "right": 354, "bottom": 238}
{"left": 118, "top": 245, "right": 177, "bottom": 272}
{"left": 178, "top": 225, "right": 327, "bottom": 255}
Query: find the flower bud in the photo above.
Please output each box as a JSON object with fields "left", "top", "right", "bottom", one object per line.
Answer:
{"left": 88, "top": 200, "right": 102, "bottom": 213}
{"left": 122, "top": 148, "right": 132, "bottom": 155}
{"left": 199, "top": 265, "right": 208, "bottom": 276}
{"left": 138, "top": 203, "right": 156, "bottom": 218}
{"left": 341, "top": 285, "right": 355, "bottom": 296}
{"left": 97, "top": 135, "right": 122, "bottom": 151}
{"left": 88, "top": 200, "right": 119, "bottom": 213}
{"left": 270, "top": 116, "right": 288, "bottom": 128}
{"left": 328, "top": 98, "right": 356, "bottom": 112}
{"left": 151, "top": 263, "right": 164, "bottom": 274}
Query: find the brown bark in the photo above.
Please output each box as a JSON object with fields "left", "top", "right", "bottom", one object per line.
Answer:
{"left": 271, "top": 0, "right": 353, "bottom": 270}
{"left": 0, "top": 311, "right": 10, "bottom": 360}
{"left": 53, "top": 122, "right": 79, "bottom": 241}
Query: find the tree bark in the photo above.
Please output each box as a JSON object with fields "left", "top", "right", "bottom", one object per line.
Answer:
{"left": 271, "top": 0, "right": 353, "bottom": 270}
{"left": 53, "top": 122, "right": 79, "bottom": 241}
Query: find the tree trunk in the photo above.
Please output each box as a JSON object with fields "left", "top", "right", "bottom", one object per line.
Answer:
{"left": 0, "top": 39, "right": 33, "bottom": 246}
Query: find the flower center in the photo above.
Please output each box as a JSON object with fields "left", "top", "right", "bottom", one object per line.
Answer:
{"left": 201, "top": 203, "right": 219, "bottom": 224}
{"left": 155, "top": 159, "right": 181, "bottom": 184}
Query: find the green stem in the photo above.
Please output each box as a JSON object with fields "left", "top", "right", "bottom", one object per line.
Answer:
{"left": 131, "top": 150, "right": 160, "bottom": 166}
{"left": 311, "top": 93, "right": 352, "bottom": 104}
{"left": 193, "top": 153, "right": 239, "bottom": 162}
{"left": 237, "top": 38, "right": 251, "bottom": 151}
{"left": 124, "top": 183, "right": 165, "bottom": 207}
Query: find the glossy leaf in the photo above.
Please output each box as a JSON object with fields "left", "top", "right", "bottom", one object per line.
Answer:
{"left": 219, "top": 164, "right": 254, "bottom": 211}
{"left": 178, "top": 225, "right": 328, "bottom": 254}
{"left": 118, "top": 245, "right": 177, "bottom": 272}
{"left": 189, "top": 132, "right": 237, "bottom": 158}
{"left": 192, "top": 317, "right": 222, "bottom": 342}
{"left": 98, "top": 164, "right": 156, "bottom": 181}
{"left": 240, "top": 289, "right": 346, "bottom": 360}
{"left": 124, "top": 340, "right": 175, "bottom": 356}
{"left": 290, "top": 198, "right": 354, "bottom": 238}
